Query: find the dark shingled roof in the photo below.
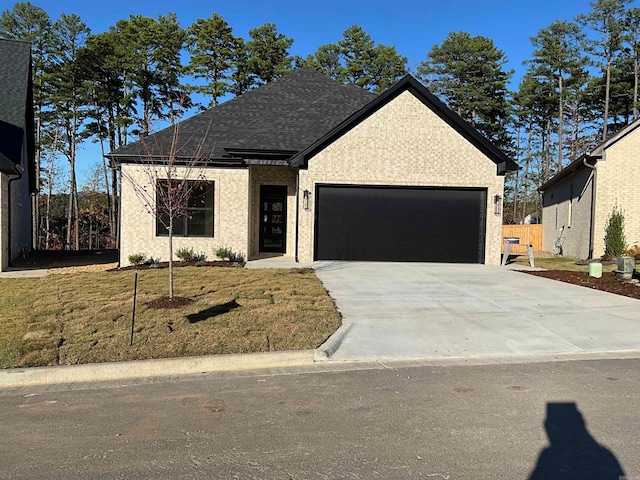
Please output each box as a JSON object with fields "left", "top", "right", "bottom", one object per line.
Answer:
{"left": 0, "top": 38, "right": 34, "bottom": 177}
{"left": 108, "top": 68, "right": 377, "bottom": 163}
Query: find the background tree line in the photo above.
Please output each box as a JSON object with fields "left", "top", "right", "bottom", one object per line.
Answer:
{"left": 1, "top": 0, "right": 637, "bottom": 250}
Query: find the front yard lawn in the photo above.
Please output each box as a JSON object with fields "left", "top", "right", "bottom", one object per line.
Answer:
{"left": 0, "top": 267, "right": 341, "bottom": 369}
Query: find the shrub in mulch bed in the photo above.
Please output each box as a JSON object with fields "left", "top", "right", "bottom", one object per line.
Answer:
{"left": 108, "top": 260, "right": 245, "bottom": 272}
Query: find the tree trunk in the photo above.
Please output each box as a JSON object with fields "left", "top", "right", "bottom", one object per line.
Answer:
{"left": 95, "top": 97, "right": 114, "bottom": 247}
{"left": 169, "top": 215, "right": 174, "bottom": 299}
{"left": 522, "top": 125, "right": 533, "bottom": 223}
{"left": 34, "top": 117, "right": 41, "bottom": 250}
{"left": 45, "top": 166, "right": 52, "bottom": 250}
{"left": 557, "top": 73, "right": 564, "bottom": 172}
{"left": 603, "top": 58, "right": 611, "bottom": 140}
{"left": 66, "top": 168, "right": 73, "bottom": 250}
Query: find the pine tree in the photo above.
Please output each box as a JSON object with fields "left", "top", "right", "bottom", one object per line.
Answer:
{"left": 246, "top": 22, "right": 293, "bottom": 84}
{"left": 527, "top": 21, "right": 588, "bottom": 172}
{"left": 186, "top": 13, "right": 241, "bottom": 107}
{"left": 417, "top": 31, "right": 513, "bottom": 150}
{"left": 577, "top": 0, "right": 631, "bottom": 140}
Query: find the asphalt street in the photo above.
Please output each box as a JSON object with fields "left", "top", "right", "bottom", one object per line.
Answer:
{"left": 1, "top": 358, "right": 639, "bottom": 479}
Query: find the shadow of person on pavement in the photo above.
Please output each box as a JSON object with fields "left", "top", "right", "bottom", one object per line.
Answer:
{"left": 528, "top": 402, "right": 625, "bottom": 480}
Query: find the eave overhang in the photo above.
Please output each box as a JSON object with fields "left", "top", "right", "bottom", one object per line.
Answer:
{"left": 538, "top": 154, "right": 597, "bottom": 193}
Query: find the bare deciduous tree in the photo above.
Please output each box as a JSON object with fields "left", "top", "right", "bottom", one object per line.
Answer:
{"left": 119, "top": 120, "right": 212, "bottom": 300}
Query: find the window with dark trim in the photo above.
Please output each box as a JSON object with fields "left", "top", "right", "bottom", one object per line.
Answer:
{"left": 155, "top": 181, "right": 214, "bottom": 237}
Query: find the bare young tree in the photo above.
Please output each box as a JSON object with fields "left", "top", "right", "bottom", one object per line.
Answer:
{"left": 119, "top": 120, "right": 212, "bottom": 300}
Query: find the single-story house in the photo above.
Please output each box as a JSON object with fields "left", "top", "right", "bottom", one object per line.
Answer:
{"left": 108, "top": 68, "right": 517, "bottom": 266}
{"left": 0, "top": 39, "right": 35, "bottom": 271}
{"left": 540, "top": 119, "right": 640, "bottom": 259}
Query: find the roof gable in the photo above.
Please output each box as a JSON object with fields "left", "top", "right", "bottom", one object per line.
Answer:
{"left": 539, "top": 117, "right": 640, "bottom": 192}
{"left": 290, "top": 75, "right": 518, "bottom": 175}
{"left": 109, "top": 68, "right": 376, "bottom": 163}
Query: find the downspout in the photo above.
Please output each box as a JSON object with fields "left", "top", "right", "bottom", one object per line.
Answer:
{"left": 6, "top": 165, "right": 24, "bottom": 267}
{"left": 583, "top": 158, "right": 597, "bottom": 259}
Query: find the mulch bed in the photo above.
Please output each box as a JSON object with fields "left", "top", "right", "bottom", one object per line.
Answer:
{"left": 524, "top": 270, "right": 640, "bottom": 301}
{"left": 146, "top": 296, "right": 195, "bottom": 309}
{"left": 109, "top": 260, "right": 245, "bottom": 271}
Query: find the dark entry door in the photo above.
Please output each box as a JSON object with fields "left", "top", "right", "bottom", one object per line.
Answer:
{"left": 315, "top": 185, "right": 486, "bottom": 263}
{"left": 260, "top": 185, "right": 287, "bottom": 253}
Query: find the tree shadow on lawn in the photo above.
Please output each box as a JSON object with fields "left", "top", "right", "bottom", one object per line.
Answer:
{"left": 187, "top": 300, "right": 240, "bottom": 324}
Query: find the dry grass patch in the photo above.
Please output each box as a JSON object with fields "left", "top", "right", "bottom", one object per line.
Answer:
{"left": 0, "top": 267, "right": 341, "bottom": 369}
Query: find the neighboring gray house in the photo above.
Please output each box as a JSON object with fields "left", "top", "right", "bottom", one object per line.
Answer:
{"left": 540, "top": 119, "right": 640, "bottom": 259}
{"left": 0, "top": 39, "right": 35, "bottom": 271}
{"left": 109, "top": 68, "right": 518, "bottom": 266}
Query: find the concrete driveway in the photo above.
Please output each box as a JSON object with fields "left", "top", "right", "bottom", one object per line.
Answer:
{"left": 313, "top": 262, "right": 640, "bottom": 361}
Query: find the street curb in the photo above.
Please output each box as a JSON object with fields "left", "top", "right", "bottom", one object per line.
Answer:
{"left": 0, "top": 350, "right": 315, "bottom": 388}
{"left": 314, "top": 323, "right": 353, "bottom": 361}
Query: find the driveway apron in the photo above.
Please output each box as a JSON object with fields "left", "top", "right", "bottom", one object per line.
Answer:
{"left": 312, "top": 262, "right": 640, "bottom": 361}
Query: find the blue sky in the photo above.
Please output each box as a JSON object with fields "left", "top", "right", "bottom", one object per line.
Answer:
{"left": 14, "top": 0, "right": 612, "bottom": 186}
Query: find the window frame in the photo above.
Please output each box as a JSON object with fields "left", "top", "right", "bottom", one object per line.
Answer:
{"left": 155, "top": 180, "right": 215, "bottom": 238}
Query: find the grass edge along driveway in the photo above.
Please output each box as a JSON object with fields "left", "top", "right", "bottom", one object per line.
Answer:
{"left": 0, "top": 267, "right": 341, "bottom": 369}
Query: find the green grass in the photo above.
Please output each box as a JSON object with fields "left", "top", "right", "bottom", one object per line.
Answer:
{"left": 509, "top": 254, "right": 619, "bottom": 272}
{"left": 0, "top": 267, "right": 341, "bottom": 369}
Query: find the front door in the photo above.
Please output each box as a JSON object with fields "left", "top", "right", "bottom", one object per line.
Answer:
{"left": 259, "top": 185, "right": 287, "bottom": 253}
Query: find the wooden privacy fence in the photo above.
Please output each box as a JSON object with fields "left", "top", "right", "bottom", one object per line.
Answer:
{"left": 501, "top": 224, "right": 543, "bottom": 253}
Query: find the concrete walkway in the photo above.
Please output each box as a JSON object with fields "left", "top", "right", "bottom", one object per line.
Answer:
{"left": 313, "top": 262, "right": 640, "bottom": 361}
{"left": 0, "top": 267, "right": 48, "bottom": 278}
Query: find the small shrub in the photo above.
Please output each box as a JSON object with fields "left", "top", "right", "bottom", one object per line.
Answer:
{"left": 604, "top": 206, "right": 627, "bottom": 258}
{"left": 215, "top": 246, "right": 233, "bottom": 260}
{"left": 176, "top": 247, "right": 195, "bottom": 262}
{"left": 128, "top": 253, "right": 147, "bottom": 265}
{"left": 176, "top": 248, "right": 206, "bottom": 262}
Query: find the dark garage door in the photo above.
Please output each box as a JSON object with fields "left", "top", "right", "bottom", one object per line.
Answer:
{"left": 315, "top": 185, "right": 487, "bottom": 263}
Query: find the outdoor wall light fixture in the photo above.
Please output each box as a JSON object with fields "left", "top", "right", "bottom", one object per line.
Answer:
{"left": 494, "top": 194, "right": 502, "bottom": 215}
{"left": 303, "top": 189, "right": 311, "bottom": 210}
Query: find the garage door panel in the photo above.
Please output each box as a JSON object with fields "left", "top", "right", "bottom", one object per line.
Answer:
{"left": 315, "top": 185, "right": 486, "bottom": 262}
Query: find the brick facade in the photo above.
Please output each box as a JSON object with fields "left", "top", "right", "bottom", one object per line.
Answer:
{"left": 119, "top": 165, "right": 249, "bottom": 265}
{"left": 592, "top": 127, "right": 640, "bottom": 256}
{"left": 541, "top": 124, "right": 640, "bottom": 260}
{"left": 119, "top": 91, "right": 508, "bottom": 266}
{"left": 297, "top": 90, "right": 505, "bottom": 264}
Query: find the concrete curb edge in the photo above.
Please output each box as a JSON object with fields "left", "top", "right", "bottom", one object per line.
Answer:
{"left": 0, "top": 350, "right": 315, "bottom": 388}
{"left": 314, "top": 323, "right": 353, "bottom": 361}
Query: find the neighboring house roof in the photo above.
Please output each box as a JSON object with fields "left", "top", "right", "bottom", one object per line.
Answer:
{"left": 0, "top": 38, "right": 34, "bottom": 178}
{"left": 290, "top": 75, "right": 518, "bottom": 175}
{"left": 108, "top": 68, "right": 517, "bottom": 175}
{"left": 108, "top": 68, "right": 377, "bottom": 165}
{"left": 538, "top": 155, "right": 596, "bottom": 192}
{"left": 538, "top": 118, "right": 640, "bottom": 192}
